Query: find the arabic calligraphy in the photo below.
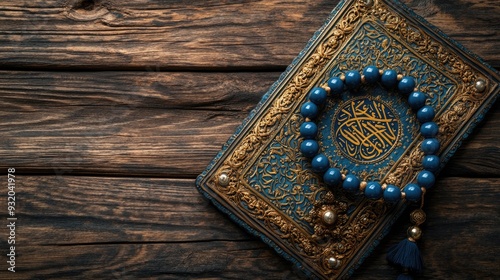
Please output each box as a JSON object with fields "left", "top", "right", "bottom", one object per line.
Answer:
{"left": 333, "top": 97, "right": 400, "bottom": 163}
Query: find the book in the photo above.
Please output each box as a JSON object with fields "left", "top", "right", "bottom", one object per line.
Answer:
{"left": 196, "top": 0, "right": 499, "bottom": 278}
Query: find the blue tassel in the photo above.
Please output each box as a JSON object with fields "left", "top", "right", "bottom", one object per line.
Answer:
{"left": 386, "top": 238, "right": 423, "bottom": 273}
{"left": 396, "top": 273, "right": 414, "bottom": 280}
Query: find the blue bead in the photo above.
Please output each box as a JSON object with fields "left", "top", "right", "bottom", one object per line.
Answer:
{"left": 420, "top": 122, "right": 439, "bottom": 138}
{"left": 363, "top": 65, "right": 380, "bottom": 84}
{"left": 343, "top": 174, "right": 360, "bottom": 192}
{"left": 328, "top": 77, "right": 344, "bottom": 95}
{"left": 417, "top": 105, "right": 435, "bottom": 123}
{"left": 417, "top": 170, "right": 435, "bottom": 189}
{"left": 422, "top": 155, "right": 440, "bottom": 172}
{"left": 344, "top": 70, "right": 361, "bottom": 89}
{"left": 408, "top": 91, "right": 427, "bottom": 110}
{"left": 398, "top": 76, "right": 416, "bottom": 94}
{"left": 403, "top": 183, "right": 422, "bottom": 202}
{"left": 383, "top": 185, "right": 402, "bottom": 203}
{"left": 381, "top": 69, "right": 398, "bottom": 88}
{"left": 300, "top": 101, "right": 319, "bottom": 119}
{"left": 364, "top": 181, "right": 383, "bottom": 199}
{"left": 300, "top": 140, "right": 319, "bottom": 158}
{"left": 309, "top": 87, "right": 328, "bottom": 105}
{"left": 421, "top": 138, "right": 440, "bottom": 155}
{"left": 299, "top": 122, "right": 318, "bottom": 139}
{"left": 311, "top": 154, "right": 330, "bottom": 173}
{"left": 323, "top": 168, "right": 342, "bottom": 187}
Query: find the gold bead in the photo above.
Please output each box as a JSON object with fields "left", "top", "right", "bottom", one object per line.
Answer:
{"left": 363, "top": 0, "right": 374, "bottom": 7}
{"left": 407, "top": 226, "right": 422, "bottom": 241}
{"left": 305, "top": 117, "right": 311, "bottom": 122}
{"left": 218, "top": 173, "right": 230, "bottom": 187}
{"left": 397, "top": 74, "right": 403, "bottom": 81}
{"left": 322, "top": 210, "right": 337, "bottom": 225}
{"left": 361, "top": 75, "right": 366, "bottom": 84}
{"left": 327, "top": 256, "right": 341, "bottom": 269}
{"left": 340, "top": 74, "right": 346, "bottom": 81}
{"left": 341, "top": 174, "right": 346, "bottom": 180}
{"left": 381, "top": 183, "right": 387, "bottom": 190}
{"left": 474, "top": 79, "right": 487, "bottom": 92}
{"left": 379, "top": 69, "right": 384, "bottom": 76}
{"left": 401, "top": 192, "right": 406, "bottom": 199}
{"left": 323, "top": 86, "right": 331, "bottom": 93}
{"left": 360, "top": 181, "right": 367, "bottom": 191}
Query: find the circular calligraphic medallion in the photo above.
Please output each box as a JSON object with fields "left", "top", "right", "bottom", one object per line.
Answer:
{"left": 332, "top": 97, "right": 401, "bottom": 164}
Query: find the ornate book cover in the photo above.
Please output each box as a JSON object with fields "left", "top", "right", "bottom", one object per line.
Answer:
{"left": 196, "top": 0, "right": 499, "bottom": 279}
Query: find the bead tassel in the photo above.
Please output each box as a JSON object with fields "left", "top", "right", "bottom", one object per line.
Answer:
{"left": 387, "top": 209, "right": 427, "bottom": 279}
{"left": 386, "top": 238, "right": 423, "bottom": 273}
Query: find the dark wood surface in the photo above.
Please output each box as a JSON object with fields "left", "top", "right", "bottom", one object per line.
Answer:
{"left": 0, "top": 1, "right": 498, "bottom": 279}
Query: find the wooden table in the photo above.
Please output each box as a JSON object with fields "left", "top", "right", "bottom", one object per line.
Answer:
{"left": 0, "top": 1, "right": 498, "bottom": 279}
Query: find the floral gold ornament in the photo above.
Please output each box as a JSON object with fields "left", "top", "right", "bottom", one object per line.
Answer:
{"left": 196, "top": 0, "right": 499, "bottom": 279}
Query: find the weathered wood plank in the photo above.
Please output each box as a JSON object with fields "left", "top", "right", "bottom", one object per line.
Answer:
{"left": 0, "top": 176, "right": 497, "bottom": 279}
{"left": 16, "top": 177, "right": 249, "bottom": 245}
{"left": 10, "top": 243, "right": 303, "bottom": 279}
{"left": 0, "top": 71, "right": 272, "bottom": 111}
{"left": 0, "top": 71, "right": 498, "bottom": 178}
{"left": 0, "top": 0, "right": 498, "bottom": 70}
{"left": 0, "top": 70, "right": 273, "bottom": 178}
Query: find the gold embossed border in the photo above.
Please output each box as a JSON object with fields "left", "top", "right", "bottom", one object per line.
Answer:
{"left": 197, "top": 0, "right": 499, "bottom": 279}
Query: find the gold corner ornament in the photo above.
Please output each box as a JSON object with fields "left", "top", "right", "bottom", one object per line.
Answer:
{"left": 197, "top": 0, "right": 499, "bottom": 279}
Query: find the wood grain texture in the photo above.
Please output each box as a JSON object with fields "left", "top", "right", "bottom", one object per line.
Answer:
{"left": 0, "top": 71, "right": 498, "bottom": 178}
{"left": 0, "top": 0, "right": 498, "bottom": 279}
{"left": 0, "top": 0, "right": 498, "bottom": 70}
{"left": 0, "top": 176, "right": 497, "bottom": 279}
